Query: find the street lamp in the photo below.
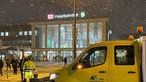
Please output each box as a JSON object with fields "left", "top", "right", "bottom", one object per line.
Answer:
{"left": 73, "top": 0, "right": 77, "bottom": 59}
{"left": 107, "top": 30, "right": 112, "bottom": 41}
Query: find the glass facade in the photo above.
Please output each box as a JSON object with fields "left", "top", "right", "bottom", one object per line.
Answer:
{"left": 34, "top": 25, "right": 46, "bottom": 48}
{"left": 76, "top": 23, "right": 87, "bottom": 48}
{"left": 60, "top": 24, "right": 72, "bottom": 48}
{"left": 31, "top": 18, "right": 107, "bottom": 62}
{"left": 89, "top": 22, "right": 103, "bottom": 44}
{"left": 47, "top": 25, "right": 59, "bottom": 48}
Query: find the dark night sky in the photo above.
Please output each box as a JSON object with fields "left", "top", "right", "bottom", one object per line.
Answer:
{"left": 0, "top": 0, "right": 146, "bottom": 39}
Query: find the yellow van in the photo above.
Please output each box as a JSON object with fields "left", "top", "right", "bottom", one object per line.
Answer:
{"left": 49, "top": 40, "right": 141, "bottom": 82}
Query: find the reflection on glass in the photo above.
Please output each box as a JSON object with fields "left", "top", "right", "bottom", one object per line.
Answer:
{"left": 60, "top": 24, "right": 72, "bottom": 48}
{"left": 89, "top": 22, "right": 103, "bottom": 44}
{"left": 47, "top": 25, "right": 58, "bottom": 48}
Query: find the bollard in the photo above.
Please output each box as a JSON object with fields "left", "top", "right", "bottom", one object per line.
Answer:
{"left": 30, "top": 71, "right": 39, "bottom": 82}
{"left": 33, "top": 70, "right": 38, "bottom": 78}
{"left": 33, "top": 73, "right": 38, "bottom": 79}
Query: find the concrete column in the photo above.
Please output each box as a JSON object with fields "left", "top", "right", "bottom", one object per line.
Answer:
{"left": 22, "top": 49, "right": 24, "bottom": 57}
{"left": 58, "top": 51, "right": 61, "bottom": 62}
{"left": 45, "top": 51, "right": 48, "bottom": 61}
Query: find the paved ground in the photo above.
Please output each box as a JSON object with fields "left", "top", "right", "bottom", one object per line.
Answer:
{"left": 0, "top": 62, "right": 65, "bottom": 82}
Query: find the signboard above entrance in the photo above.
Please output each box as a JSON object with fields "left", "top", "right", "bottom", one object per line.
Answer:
{"left": 47, "top": 12, "right": 86, "bottom": 19}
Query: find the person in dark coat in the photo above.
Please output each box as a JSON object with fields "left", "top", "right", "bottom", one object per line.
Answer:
{"left": 0, "top": 59, "right": 4, "bottom": 76}
{"left": 64, "top": 57, "right": 67, "bottom": 66}
{"left": 11, "top": 56, "right": 19, "bottom": 75}
{"left": 19, "top": 56, "right": 27, "bottom": 81}
{"left": 6, "top": 58, "right": 11, "bottom": 70}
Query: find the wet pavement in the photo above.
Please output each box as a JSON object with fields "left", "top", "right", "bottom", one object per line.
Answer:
{"left": 0, "top": 62, "right": 64, "bottom": 82}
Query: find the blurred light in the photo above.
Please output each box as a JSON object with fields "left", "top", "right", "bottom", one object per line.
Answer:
{"left": 129, "top": 35, "right": 134, "bottom": 40}
{"left": 77, "top": 64, "right": 82, "bottom": 69}
{"left": 137, "top": 26, "right": 143, "bottom": 33}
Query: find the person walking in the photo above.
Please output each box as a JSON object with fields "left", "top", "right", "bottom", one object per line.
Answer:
{"left": 6, "top": 58, "right": 11, "bottom": 70}
{"left": 0, "top": 59, "right": 4, "bottom": 76}
{"left": 11, "top": 56, "right": 19, "bottom": 75}
{"left": 23, "top": 57, "right": 36, "bottom": 82}
{"left": 64, "top": 57, "right": 67, "bottom": 66}
{"left": 19, "top": 56, "right": 27, "bottom": 81}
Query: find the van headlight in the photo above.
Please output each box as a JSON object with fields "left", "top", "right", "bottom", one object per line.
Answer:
{"left": 50, "top": 73, "right": 59, "bottom": 80}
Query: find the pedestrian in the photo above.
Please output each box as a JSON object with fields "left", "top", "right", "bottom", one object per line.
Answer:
{"left": 19, "top": 56, "right": 27, "bottom": 81}
{"left": 6, "top": 58, "right": 11, "bottom": 70}
{"left": 11, "top": 56, "right": 19, "bottom": 75}
{"left": 64, "top": 57, "right": 67, "bottom": 66}
{"left": 23, "top": 57, "right": 36, "bottom": 82}
{"left": 0, "top": 59, "right": 4, "bottom": 76}
{"left": 42, "top": 56, "right": 46, "bottom": 62}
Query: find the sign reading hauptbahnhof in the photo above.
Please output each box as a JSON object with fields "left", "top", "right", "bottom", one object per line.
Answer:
{"left": 47, "top": 12, "right": 86, "bottom": 19}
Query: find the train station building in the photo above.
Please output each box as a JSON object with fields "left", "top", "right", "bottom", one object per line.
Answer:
{"left": 30, "top": 13, "right": 107, "bottom": 62}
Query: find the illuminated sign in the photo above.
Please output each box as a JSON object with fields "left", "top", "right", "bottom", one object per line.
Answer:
{"left": 48, "top": 14, "right": 54, "bottom": 19}
{"left": 47, "top": 12, "right": 86, "bottom": 19}
{"left": 54, "top": 13, "right": 78, "bottom": 19}
{"left": 80, "top": 12, "right": 85, "bottom": 17}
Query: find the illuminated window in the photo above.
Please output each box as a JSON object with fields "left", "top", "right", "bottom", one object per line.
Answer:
{"left": 35, "top": 31, "right": 37, "bottom": 36}
{"left": 19, "top": 31, "right": 23, "bottom": 36}
{"left": 1, "top": 32, "right": 4, "bottom": 36}
{"left": 24, "top": 31, "right": 27, "bottom": 35}
{"left": 29, "top": 31, "right": 32, "bottom": 35}
{"left": 5, "top": 32, "right": 9, "bottom": 36}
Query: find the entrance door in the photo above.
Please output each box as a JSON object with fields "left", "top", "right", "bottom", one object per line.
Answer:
{"left": 111, "top": 45, "right": 139, "bottom": 82}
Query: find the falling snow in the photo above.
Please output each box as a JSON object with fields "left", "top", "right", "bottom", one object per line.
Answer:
{"left": 0, "top": 0, "right": 146, "bottom": 39}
